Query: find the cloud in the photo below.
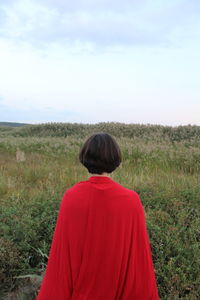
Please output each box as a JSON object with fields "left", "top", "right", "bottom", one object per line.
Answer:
{"left": 1, "top": 0, "right": 200, "bottom": 50}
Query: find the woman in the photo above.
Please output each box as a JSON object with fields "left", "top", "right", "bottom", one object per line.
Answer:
{"left": 37, "top": 133, "right": 159, "bottom": 299}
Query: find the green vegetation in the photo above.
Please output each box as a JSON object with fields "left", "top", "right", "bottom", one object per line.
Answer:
{"left": 0, "top": 123, "right": 199, "bottom": 299}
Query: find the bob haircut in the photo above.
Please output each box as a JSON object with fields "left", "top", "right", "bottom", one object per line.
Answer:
{"left": 79, "top": 132, "right": 122, "bottom": 174}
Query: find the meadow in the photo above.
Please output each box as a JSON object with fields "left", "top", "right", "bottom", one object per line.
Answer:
{"left": 0, "top": 123, "right": 200, "bottom": 299}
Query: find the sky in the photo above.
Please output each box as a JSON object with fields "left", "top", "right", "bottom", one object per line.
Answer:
{"left": 0, "top": 0, "right": 200, "bottom": 125}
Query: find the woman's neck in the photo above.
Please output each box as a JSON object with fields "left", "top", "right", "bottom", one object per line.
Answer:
{"left": 89, "top": 172, "right": 110, "bottom": 177}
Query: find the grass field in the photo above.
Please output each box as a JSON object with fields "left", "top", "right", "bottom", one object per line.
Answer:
{"left": 0, "top": 123, "right": 200, "bottom": 299}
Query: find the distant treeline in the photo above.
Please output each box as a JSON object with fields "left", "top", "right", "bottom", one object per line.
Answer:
{"left": 0, "top": 122, "right": 28, "bottom": 127}
{"left": 0, "top": 122, "right": 200, "bottom": 143}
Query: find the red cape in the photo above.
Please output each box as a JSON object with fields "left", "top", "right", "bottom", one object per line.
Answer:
{"left": 37, "top": 176, "right": 159, "bottom": 299}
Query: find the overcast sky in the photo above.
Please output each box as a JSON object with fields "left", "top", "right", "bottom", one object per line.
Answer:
{"left": 0, "top": 0, "right": 200, "bottom": 125}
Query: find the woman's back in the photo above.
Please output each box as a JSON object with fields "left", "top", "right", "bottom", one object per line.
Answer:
{"left": 37, "top": 175, "right": 159, "bottom": 299}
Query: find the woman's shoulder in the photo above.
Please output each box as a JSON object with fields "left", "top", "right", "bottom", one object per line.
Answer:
{"left": 63, "top": 179, "right": 90, "bottom": 196}
{"left": 112, "top": 180, "right": 140, "bottom": 197}
{"left": 112, "top": 181, "right": 143, "bottom": 209}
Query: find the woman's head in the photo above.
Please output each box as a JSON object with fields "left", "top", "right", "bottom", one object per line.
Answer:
{"left": 79, "top": 132, "right": 122, "bottom": 174}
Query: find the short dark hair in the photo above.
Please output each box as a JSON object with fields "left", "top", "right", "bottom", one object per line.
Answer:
{"left": 79, "top": 132, "right": 122, "bottom": 174}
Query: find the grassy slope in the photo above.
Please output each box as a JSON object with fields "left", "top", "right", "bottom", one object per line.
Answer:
{"left": 0, "top": 123, "right": 199, "bottom": 299}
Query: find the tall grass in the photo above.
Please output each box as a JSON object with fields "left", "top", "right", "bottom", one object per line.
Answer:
{"left": 0, "top": 123, "right": 199, "bottom": 299}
